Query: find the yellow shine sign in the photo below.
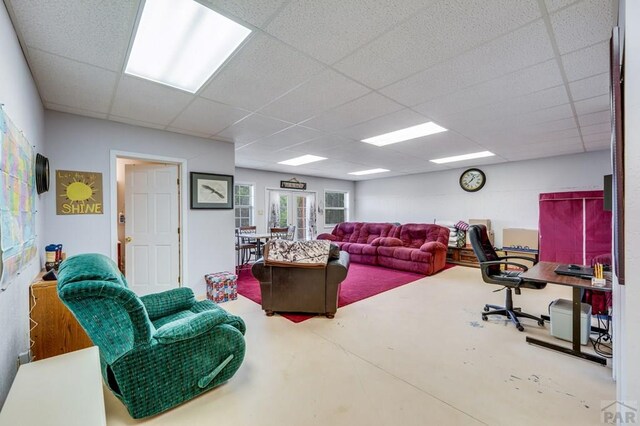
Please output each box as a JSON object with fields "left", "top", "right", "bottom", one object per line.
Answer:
{"left": 56, "top": 170, "right": 103, "bottom": 215}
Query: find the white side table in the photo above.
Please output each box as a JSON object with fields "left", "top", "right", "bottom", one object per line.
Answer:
{"left": 0, "top": 347, "right": 106, "bottom": 426}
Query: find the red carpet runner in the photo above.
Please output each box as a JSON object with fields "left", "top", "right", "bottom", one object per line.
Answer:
{"left": 236, "top": 263, "right": 455, "bottom": 323}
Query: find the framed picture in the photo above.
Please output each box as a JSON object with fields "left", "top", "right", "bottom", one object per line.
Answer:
{"left": 190, "top": 172, "right": 234, "bottom": 209}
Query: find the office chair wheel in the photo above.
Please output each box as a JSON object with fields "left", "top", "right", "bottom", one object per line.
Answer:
{"left": 516, "top": 324, "right": 524, "bottom": 332}
{"left": 481, "top": 314, "right": 488, "bottom": 321}
{"left": 538, "top": 319, "right": 545, "bottom": 326}
{"left": 483, "top": 306, "right": 490, "bottom": 312}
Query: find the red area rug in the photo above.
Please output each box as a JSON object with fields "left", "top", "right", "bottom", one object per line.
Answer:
{"left": 237, "top": 263, "right": 456, "bottom": 323}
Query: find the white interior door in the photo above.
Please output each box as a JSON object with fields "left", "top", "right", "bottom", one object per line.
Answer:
{"left": 125, "top": 163, "right": 180, "bottom": 295}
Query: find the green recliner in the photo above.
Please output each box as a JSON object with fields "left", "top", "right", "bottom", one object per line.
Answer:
{"left": 57, "top": 253, "right": 246, "bottom": 419}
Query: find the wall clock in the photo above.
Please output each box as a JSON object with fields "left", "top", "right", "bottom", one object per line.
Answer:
{"left": 459, "top": 168, "right": 486, "bottom": 192}
{"left": 35, "top": 153, "right": 50, "bottom": 194}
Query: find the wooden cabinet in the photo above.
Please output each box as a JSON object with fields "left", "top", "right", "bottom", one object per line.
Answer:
{"left": 30, "top": 276, "right": 93, "bottom": 361}
{"left": 447, "top": 247, "right": 480, "bottom": 267}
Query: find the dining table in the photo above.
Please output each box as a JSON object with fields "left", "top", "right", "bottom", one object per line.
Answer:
{"left": 239, "top": 232, "right": 272, "bottom": 258}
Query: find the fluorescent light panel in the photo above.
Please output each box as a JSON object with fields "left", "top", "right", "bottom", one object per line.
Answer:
{"left": 348, "top": 168, "right": 390, "bottom": 176}
{"left": 430, "top": 151, "right": 495, "bottom": 164}
{"left": 125, "top": 0, "right": 251, "bottom": 93}
{"left": 278, "top": 155, "right": 327, "bottom": 166}
{"left": 361, "top": 122, "right": 447, "bottom": 146}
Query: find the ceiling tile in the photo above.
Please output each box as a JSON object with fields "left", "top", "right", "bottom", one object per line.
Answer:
{"left": 200, "top": 34, "right": 325, "bottom": 111}
{"left": 287, "top": 135, "right": 358, "bottom": 156}
{"left": 415, "top": 60, "right": 564, "bottom": 119}
{"left": 302, "top": 93, "right": 405, "bottom": 131}
{"left": 216, "top": 113, "right": 292, "bottom": 145}
{"left": 336, "top": 108, "right": 429, "bottom": 141}
{"left": 561, "top": 41, "right": 609, "bottom": 82}
{"left": 384, "top": 131, "right": 483, "bottom": 160}
{"left": 257, "top": 69, "right": 370, "bottom": 123}
{"left": 28, "top": 49, "right": 117, "bottom": 113}
{"left": 380, "top": 19, "right": 554, "bottom": 106}
{"left": 550, "top": 0, "right": 615, "bottom": 55}
{"left": 8, "top": 0, "right": 137, "bottom": 71}
{"left": 584, "top": 139, "right": 611, "bottom": 151}
{"left": 573, "top": 94, "right": 609, "bottom": 116}
{"left": 581, "top": 122, "right": 610, "bottom": 136}
{"left": 569, "top": 72, "right": 609, "bottom": 101}
{"left": 544, "top": 0, "right": 581, "bottom": 13}
{"left": 45, "top": 102, "right": 108, "bottom": 120}
{"left": 335, "top": 0, "right": 540, "bottom": 89}
{"left": 200, "top": 0, "right": 287, "bottom": 27}
{"left": 578, "top": 110, "right": 610, "bottom": 127}
{"left": 249, "top": 125, "right": 324, "bottom": 149}
{"left": 110, "top": 76, "right": 194, "bottom": 125}
{"left": 265, "top": 0, "right": 435, "bottom": 64}
{"left": 170, "top": 98, "right": 250, "bottom": 135}
{"left": 165, "top": 127, "right": 211, "bottom": 139}
{"left": 583, "top": 132, "right": 610, "bottom": 146}
{"left": 109, "top": 115, "right": 167, "bottom": 130}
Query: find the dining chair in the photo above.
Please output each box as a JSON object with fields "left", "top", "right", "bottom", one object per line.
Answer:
{"left": 270, "top": 227, "right": 289, "bottom": 240}
{"left": 236, "top": 227, "right": 257, "bottom": 268}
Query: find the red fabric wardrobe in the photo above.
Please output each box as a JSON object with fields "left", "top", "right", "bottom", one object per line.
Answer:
{"left": 538, "top": 191, "right": 612, "bottom": 314}
{"left": 539, "top": 190, "right": 612, "bottom": 264}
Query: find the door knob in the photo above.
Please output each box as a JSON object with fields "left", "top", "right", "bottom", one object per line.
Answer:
{"left": 125, "top": 236, "right": 133, "bottom": 243}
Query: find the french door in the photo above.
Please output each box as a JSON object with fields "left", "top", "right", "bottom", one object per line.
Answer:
{"left": 266, "top": 190, "right": 317, "bottom": 240}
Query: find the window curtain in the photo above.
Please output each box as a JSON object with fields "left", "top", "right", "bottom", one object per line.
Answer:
{"left": 268, "top": 190, "right": 281, "bottom": 228}
{"left": 306, "top": 193, "right": 317, "bottom": 240}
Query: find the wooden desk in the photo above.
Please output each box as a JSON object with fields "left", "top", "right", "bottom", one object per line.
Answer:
{"left": 30, "top": 275, "right": 93, "bottom": 360}
{"left": 520, "top": 261, "right": 612, "bottom": 365}
{"left": 0, "top": 347, "right": 106, "bottom": 425}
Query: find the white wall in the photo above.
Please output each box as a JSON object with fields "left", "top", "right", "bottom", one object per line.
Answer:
{"left": 0, "top": 3, "right": 45, "bottom": 408}
{"left": 355, "top": 151, "right": 611, "bottom": 247}
{"left": 618, "top": 0, "right": 640, "bottom": 406}
{"left": 234, "top": 167, "right": 356, "bottom": 234}
{"left": 44, "top": 111, "right": 235, "bottom": 296}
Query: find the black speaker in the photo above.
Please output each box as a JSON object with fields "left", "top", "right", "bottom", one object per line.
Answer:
{"left": 35, "top": 153, "right": 49, "bottom": 194}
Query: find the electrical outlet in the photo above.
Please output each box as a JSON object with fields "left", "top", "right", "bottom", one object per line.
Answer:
{"left": 17, "top": 351, "right": 31, "bottom": 367}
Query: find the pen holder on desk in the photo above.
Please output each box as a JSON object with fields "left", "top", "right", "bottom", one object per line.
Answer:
{"left": 591, "top": 277, "right": 606, "bottom": 287}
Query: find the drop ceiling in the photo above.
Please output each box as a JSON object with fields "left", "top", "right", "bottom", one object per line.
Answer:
{"left": 4, "top": 0, "right": 615, "bottom": 180}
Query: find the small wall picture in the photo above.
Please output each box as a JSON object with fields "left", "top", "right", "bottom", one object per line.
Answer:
{"left": 56, "top": 169, "right": 103, "bottom": 215}
{"left": 190, "top": 172, "right": 233, "bottom": 209}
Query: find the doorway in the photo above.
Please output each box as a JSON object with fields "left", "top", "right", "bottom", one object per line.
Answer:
{"left": 266, "top": 189, "right": 317, "bottom": 240}
{"left": 115, "top": 156, "right": 183, "bottom": 295}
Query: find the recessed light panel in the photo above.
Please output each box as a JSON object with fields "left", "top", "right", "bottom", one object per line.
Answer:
{"left": 348, "top": 168, "right": 390, "bottom": 176}
{"left": 125, "top": 0, "right": 251, "bottom": 93}
{"left": 278, "top": 155, "right": 327, "bottom": 166}
{"left": 361, "top": 122, "right": 447, "bottom": 147}
{"left": 430, "top": 151, "right": 495, "bottom": 164}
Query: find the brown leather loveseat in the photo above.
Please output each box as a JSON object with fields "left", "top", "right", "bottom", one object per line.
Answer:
{"left": 251, "top": 249, "right": 349, "bottom": 318}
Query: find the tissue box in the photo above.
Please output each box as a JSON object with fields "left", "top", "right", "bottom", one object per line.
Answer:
{"left": 204, "top": 271, "right": 238, "bottom": 303}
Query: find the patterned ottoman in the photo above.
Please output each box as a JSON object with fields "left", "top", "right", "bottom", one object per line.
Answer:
{"left": 204, "top": 271, "right": 238, "bottom": 303}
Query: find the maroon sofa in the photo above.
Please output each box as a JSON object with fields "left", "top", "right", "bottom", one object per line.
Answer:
{"left": 317, "top": 222, "right": 450, "bottom": 275}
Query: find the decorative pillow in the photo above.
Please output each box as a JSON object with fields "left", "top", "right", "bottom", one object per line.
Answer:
{"left": 454, "top": 221, "right": 469, "bottom": 231}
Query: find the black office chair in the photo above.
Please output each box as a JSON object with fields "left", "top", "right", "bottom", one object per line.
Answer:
{"left": 468, "top": 225, "right": 546, "bottom": 331}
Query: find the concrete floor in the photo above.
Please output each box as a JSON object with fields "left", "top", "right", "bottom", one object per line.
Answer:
{"left": 105, "top": 265, "right": 615, "bottom": 426}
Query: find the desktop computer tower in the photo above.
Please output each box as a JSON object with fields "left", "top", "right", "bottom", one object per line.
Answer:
{"left": 549, "top": 298, "right": 592, "bottom": 345}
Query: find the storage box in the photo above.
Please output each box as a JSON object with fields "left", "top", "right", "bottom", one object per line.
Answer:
{"left": 502, "top": 228, "right": 538, "bottom": 251}
{"left": 549, "top": 298, "right": 591, "bottom": 345}
{"left": 469, "top": 219, "right": 491, "bottom": 230}
{"left": 204, "top": 271, "right": 238, "bottom": 303}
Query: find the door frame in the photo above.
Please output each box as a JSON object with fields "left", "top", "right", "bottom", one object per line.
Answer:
{"left": 110, "top": 150, "right": 188, "bottom": 287}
